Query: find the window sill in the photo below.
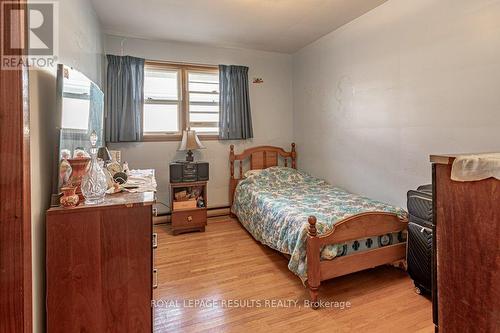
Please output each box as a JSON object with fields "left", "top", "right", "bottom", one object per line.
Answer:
{"left": 143, "top": 134, "right": 220, "bottom": 142}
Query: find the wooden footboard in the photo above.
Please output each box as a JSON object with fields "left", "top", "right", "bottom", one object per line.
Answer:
{"left": 306, "top": 213, "right": 408, "bottom": 307}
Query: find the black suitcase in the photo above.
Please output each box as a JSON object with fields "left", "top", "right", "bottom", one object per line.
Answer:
{"left": 407, "top": 185, "right": 433, "bottom": 295}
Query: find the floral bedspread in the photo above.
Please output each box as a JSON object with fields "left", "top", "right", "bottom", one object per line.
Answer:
{"left": 231, "top": 167, "right": 407, "bottom": 282}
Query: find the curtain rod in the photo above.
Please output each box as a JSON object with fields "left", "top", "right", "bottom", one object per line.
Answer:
{"left": 145, "top": 59, "right": 218, "bottom": 69}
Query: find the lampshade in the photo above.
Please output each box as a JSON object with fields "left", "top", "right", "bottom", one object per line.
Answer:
{"left": 97, "top": 146, "right": 112, "bottom": 162}
{"left": 178, "top": 130, "right": 205, "bottom": 151}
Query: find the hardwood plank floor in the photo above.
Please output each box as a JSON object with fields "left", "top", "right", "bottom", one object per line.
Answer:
{"left": 153, "top": 217, "right": 433, "bottom": 333}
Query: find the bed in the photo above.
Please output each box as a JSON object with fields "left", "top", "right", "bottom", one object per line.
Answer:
{"left": 229, "top": 144, "right": 408, "bottom": 307}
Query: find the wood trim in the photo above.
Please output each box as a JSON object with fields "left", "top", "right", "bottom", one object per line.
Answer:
{"left": 229, "top": 143, "right": 296, "bottom": 206}
{"left": 429, "top": 155, "right": 456, "bottom": 165}
{"left": 0, "top": 0, "right": 32, "bottom": 331}
{"left": 142, "top": 134, "right": 219, "bottom": 142}
{"left": 198, "top": 134, "right": 219, "bottom": 141}
{"left": 143, "top": 134, "right": 183, "bottom": 142}
{"left": 180, "top": 65, "right": 188, "bottom": 132}
{"left": 146, "top": 60, "right": 218, "bottom": 71}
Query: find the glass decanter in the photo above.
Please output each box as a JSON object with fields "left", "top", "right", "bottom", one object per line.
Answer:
{"left": 81, "top": 131, "right": 107, "bottom": 204}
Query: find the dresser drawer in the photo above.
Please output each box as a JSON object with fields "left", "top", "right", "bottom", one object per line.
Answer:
{"left": 172, "top": 209, "right": 207, "bottom": 228}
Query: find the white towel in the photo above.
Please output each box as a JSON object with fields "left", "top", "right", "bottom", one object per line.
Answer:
{"left": 451, "top": 153, "right": 500, "bottom": 182}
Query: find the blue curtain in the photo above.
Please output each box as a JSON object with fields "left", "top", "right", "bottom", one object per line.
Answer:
{"left": 219, "top": 65, "right": 253, "bottom": 140}
{"left": 105, "top": 55, "right": 145, "bottom": 142}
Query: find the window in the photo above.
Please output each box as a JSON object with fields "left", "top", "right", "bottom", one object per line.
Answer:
{"left": 61, "top": 97, "right": 90, "bottom": 130}
{"left": 187, "top": 71, "right": 219, "bottom": 134}
{"left": 144, "top": 67, "right": 180, "bottom": 134}
{"left": 143, "top": 62, "right": 219, "bottom": 140}
{"left": 61, "top": 76, "right": 91, "bottom": 131}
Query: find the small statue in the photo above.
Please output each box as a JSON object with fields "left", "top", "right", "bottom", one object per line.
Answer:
{"left": 59, "top": 149, "right": 72, "bottom": 187}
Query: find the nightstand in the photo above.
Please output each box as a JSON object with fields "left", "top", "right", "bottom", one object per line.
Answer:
{"left": 170, "top": 181, "right": 207, "bottom": 235}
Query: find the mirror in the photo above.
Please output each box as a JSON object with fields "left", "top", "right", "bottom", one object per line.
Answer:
{"left": 55, "top": 64, "right": 104, "bottom": 193}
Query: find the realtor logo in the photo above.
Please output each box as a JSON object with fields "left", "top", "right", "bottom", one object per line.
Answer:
{"left": 1, "top": 1, "right": 58, "bottom": 69}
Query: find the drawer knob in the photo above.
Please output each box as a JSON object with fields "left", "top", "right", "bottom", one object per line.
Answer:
{"left": 187, "top": 216, "right": 193, "bottom": 222}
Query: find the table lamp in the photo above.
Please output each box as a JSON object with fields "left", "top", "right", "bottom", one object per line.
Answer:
{"left": 178, "top": 129, "right": 205, "bottom": 162}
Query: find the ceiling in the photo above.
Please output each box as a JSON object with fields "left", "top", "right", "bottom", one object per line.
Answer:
{"left": 91, "top": 0, "right": 387, "bottom": 54}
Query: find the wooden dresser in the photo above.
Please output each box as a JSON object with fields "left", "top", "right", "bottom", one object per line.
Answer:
{"left": 46, "top": 192, "right": 156, "bottom": 333}
{"left": 431, "top": 154, "right": 500, "bottom": 332}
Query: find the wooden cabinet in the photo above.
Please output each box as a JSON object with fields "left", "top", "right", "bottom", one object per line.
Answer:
{"left": 46, "top": 192, "right": 155, "bottom": 333}
{"left": 170, "top": 181, "right": 207, "bottom": 235}
{"left": 431, "top": 155, "right": 500, "bottom": 333}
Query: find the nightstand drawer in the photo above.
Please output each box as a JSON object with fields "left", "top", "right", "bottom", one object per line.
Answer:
{"left": 172, "top": 209, "right": 207, "bottom": 227}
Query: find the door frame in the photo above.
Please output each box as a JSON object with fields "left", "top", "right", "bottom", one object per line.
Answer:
{"left": 0, "top": 0, "right": 32, "bottom": 331}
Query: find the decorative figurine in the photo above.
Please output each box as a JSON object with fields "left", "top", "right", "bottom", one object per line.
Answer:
{"left": 59, "top": 149, "right": 72, "bottom": 187}
{"left": 122, "top": 161, "right": 130, "bottom": 175}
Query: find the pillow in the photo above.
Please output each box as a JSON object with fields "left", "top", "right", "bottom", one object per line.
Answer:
{"left": 244, "top": 169, "right": 263, "bottom": 178}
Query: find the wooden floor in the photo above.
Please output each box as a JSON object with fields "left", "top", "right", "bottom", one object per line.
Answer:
{"left": 153, "top": 217, "right": 433, "bottom": 333}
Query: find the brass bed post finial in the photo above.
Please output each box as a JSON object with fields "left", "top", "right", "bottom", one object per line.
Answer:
{"left": 291, "top": 143, "right": 297, "bottom": 169}
{"left": 308, "top": 216, "right": 317, "bottom": 237}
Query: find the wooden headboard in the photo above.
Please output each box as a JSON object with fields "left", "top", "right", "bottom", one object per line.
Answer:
{"left": 229, "top": 143, "right": 297, "bottom": 206}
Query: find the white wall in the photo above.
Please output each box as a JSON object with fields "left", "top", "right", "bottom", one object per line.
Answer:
{"left": 29, "top": 0, "right": 104, "bottom": 331}
{"left": 293, "top": 0, "right": 500, "bottom": 207}
{"left": 105, "top": 35, "right": 294, "bottom": 208}
{"left": 58, "top": 0, "right": 104, "bottom": 85}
